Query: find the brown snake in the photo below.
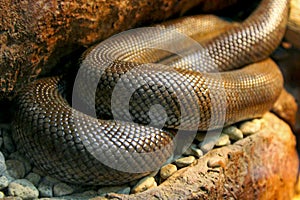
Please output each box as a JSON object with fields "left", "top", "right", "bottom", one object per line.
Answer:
{"left": 13, "top": 0, "right": 289, "bottom": 185}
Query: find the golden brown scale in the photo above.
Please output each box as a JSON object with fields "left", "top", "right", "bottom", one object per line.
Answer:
{"left": 13, "top": 0, "right": 289, "bottom": 185}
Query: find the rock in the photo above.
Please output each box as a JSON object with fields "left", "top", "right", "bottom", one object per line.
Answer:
{"left": 38, "top": 177, "right": 55, "bottom": 197}
{"left": 0, "top": 191, "right": 4, "bottom": 198}
{"left": 9, "top": 152, "right": 32, "bottom": 174}
{"left": 0, "top": 151, "right": 6, "bottom": 175}
{"left": 98, "top": 185, "right": 130, "bottom": 196}
{"left": 97, "top": 113, "right": 298, "bottom": 200}
{"left": 160, "top": 164, "right": 177, "bottom": 180}
{"left": 174, "top": 156, "right": 196, "bottom": 168}
{"left": 8, "top": 179, "right": 39, "bottom": 199}
{"left": 131, "top": 177, "right": 157, "bottom": 194}
{"left": 0, "top": 175, "right": 9, "bottom": 190}
{"left": 222, "top": 126, "right": 243, "bottom": 141}
{"left": 286, "top": 0, "right": 300, "bottom": 48}
{"left": 25, "top": 172, "right": 41, "bottom": 187}
{"left": 53, "top": 182, "right": 74, "bottom": 197}
{"left": 207, "top": 157, "right": 226, "bottom": 168}
{"left": 2, "top": 171, "right": 16, "bottom": 183}
{"left": 6, "top": 160, "right": 26, "bottom": 179}
{"left": 0, "top": 0, "right": 240, "bottom": 100}
{"left": 272, "top": 89, "right": 298, "bottom": 127}
{"left": 239, "top": 119, "right": 262, "bottom": 136}
{"left": 190, "top": 145, "right": 204, "bottom": 158}
{"left": 183, "top": 144, "right": 204, "bottom": 158}
{"left": 215, "top": 134, "right": 231, "bottom": 147}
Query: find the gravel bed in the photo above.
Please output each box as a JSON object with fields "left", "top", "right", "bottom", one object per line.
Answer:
{"left": 0, "top": 118, "right": 263, "bottom": 199}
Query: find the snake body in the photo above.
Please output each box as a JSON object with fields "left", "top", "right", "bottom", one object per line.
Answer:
{"left": 13, "top": 0, "right": 289, "bottom": 185}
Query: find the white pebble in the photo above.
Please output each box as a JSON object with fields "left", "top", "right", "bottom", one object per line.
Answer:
{"left": 215, "top": 134, "right": 231, "bottom": 147}
{"left": 222, "top": 126, "right": 243, "bottom": 140}
{"left": 131, "top": 177, "right": 157, "bottom": 194}
{"left": 239, "top": 119, "right": 262, "bottom": 135}
{"left": 160, "top": 164, "right": 177, "bottom": 179}
{"left": 174, "top": 156, "right": 195, "bottom": 168}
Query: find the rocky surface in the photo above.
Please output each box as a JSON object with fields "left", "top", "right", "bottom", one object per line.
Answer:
{"left": 99, "top": 113, "right": 298, "bottom": 200}
{"left": 286, "top": 0, "right": 300, "bottom": 48}
{"left": 0, "top": 0, "right": 241, "bottom": 100}
{"left": 0, "top": 111, "right": 297, "bottom": 199}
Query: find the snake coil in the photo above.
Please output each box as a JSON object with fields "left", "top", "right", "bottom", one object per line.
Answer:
{"left": 13, "top": 0, "right": 289, "bottom": 185}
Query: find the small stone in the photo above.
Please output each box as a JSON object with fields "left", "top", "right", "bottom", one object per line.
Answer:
{"left": 207, "top": 157, "right": 226, "bottom": 168}
{"left": 25, "top": 172, "right": 41, "bottom": 187}
{"left": 198, "top": 130, "right": 223, "bottom": 152}
{"left": 0, "top": 151, "right": 6, "bottom": 175}
{"left": 222, "top": 126, "right": 243, "bottom": 141}
{"left": 174, "top": 156, "right": 195, "bottom": 168}
{"left": 98, "top": 185, "right": 130, "bottom": 196}
{"left": 199, "top": 140, "right": 215, "bottom": 153}
{"left": 38, "top": 178, "right": 54, "bottom": 197}
{"left": 6, "top": 159, "right": 26, "bottom": 179}
{"left": 160, "top": 164, "right": 177, "bottom": 179}
{"left": 53, "top": 182, "right": 74, "bottom": 196}
{"left": 9, "top": 152, "right": 32, "bottom": 174}
{"left": 215, "top": 134, "right": 231, "bottom": 147}
{"left": 0, "top": 191, "right": 4, "bottom": 198}
{"left": 239, "top": 119, "right": 262, "bottom": 135}
{"left": 131, "top": 177, "right": 157, "bottom": 194}
{"left": 8, "top": 179, "right": 39, "bottom": 199}
{"left": 3, "top": 170, "right": 16, "bottom": 183}
{"left": 190, "top": 145, "right": 204, "bottom": 158}
{"left": 0, "top": 175, "right": 9, "bottom": 189}
{"left": 183, "top": 144, "right": 203, "bottom": 157}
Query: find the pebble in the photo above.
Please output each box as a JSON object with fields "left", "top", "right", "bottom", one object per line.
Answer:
{"left": 207, "top": 157, "right": 226, "bottom": 168}
{"left": 199, "top": 141, "right": 215, "bottom": 153}
{"left": 8, "top": 179, "right": 39, "bottom": 199}
{"left": 160, "top": 164, "right": 177, "bottom": 179}
{"left": 190, "top": 146, "right": 204, "bottom": 158}
{"left": 9, "top": 152, "right": 32, "bottom": 174}
{"left": 222, "top": 126, "right": 243, "bottom": 141}
{"left": 0, "top": 151, "right": 6, "bottom": 175}
{"left": 215, "top": 134, "right": 231, "bottom": 147}
{"left": 38, "top": 178, "right": 55, "bottom": 197}
{"left": 98, "top": 185, "right": 130, "bottom": 196}
{"left": 0, "top": 175, "right": 9, "bottom": 189}
{"left": 131, "top": 176, "right": 157, "bottom": 194}
{"left": 3, "top": 170, "right": 16, "bottom": 183}
{"left": 53, "top": 182, "right": 74, "bottom": 197}
{"left": 0, "top": 191, "right": 4, "bottom": 198}
{"left": 183, "top": 144, "right": 203, "bottom": 157}
{"left": 174, "top": 156, "right": 195, "bottom": 168}
{"left": 25, "top": 172, "right": 41, "bottom": 187}
{"left": 239, "top": 119, "right": 262, "bottom": 135}
{"left": 6, "top": 159, "right": 26, "bottom": 179}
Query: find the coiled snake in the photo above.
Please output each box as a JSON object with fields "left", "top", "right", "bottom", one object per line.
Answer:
{"left": 13, "top": 0, "right": 289, "bottom": 185}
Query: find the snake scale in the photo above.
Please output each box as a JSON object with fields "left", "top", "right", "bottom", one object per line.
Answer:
{"left": 13, "top": 0, "right": 289, "bottom": 185}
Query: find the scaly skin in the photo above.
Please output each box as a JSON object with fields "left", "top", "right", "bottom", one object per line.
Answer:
{"left": 13, "top": 0, "right": 289, "bottom": 185}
